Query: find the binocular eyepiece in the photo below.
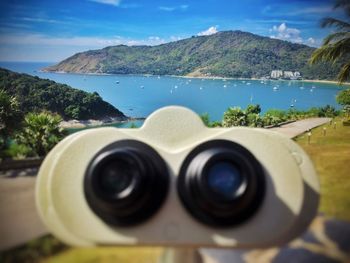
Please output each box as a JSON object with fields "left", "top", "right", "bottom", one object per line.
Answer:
{"left": 84, "top": 139, "right": 265, "bottom": 228}
{"left": 36, "top": 106, "right": 319, "bottom": 248}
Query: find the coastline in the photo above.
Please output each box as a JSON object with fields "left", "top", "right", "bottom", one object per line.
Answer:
{"left": 59, "top": 117, "right": 145, "bottom": 129}
{"left": 41, "top": 70, "right": 349, "bottom": 87}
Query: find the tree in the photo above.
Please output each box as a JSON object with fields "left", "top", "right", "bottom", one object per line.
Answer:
{"left": 337, "top": 89, "right": 350, "bottom": 105}
{"left": 310, "top": 0, "right": 350, "bottom": 83}
{"left": 17, "top": 112, "right": 67, "bottom": 157}
{"left": 222, "top": 107, "right": 247, "bottom": 127}
{"left": 246, "top": 104, "right": 261, "bottom": 114}
{"left": 0, "top": 90, "right": 23, "bottom": 157}
{"left": 337, "top": 89, "right": 350, "bottom": 118}
{"left": 0, "top": 89, "right": 23, "bottom": 137}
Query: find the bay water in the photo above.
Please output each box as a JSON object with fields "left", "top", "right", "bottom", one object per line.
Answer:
{"left": 0, "top": 62, "right": 345, "bottom": 126}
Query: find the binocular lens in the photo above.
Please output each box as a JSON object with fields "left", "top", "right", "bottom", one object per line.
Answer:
{"left": 178, "top": 140, "right": 265, "bottom": 227}
{"left": 207, "top": 161, "right": 243, "bottom": 200}
{"left": 98, "top": 160, "right": 135, "bottom": 196}
{"left": 84, "top": 140, "right": 169, "bottom": 227}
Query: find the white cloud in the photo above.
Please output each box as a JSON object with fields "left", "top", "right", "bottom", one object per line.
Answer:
{"left": 158, "top": 5, "right": 188, "bottom": 12}
{"left": 197, "top": 26, "right": 218, "bottom": 36}
{"left": 307, "top": 37, "right": 315, "bottom": 45}
{"left": 88, "top": 0, "right": 121, "bottom": 6}
{"left": 270, "top": 23, "right": 302, "bottom": 43}
{"left": 0, "top": 33, "right": 168, "bottom": 47}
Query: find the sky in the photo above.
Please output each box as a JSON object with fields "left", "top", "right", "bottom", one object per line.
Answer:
{"left": 0, "top": 0, "right": 345, "bottom": 62}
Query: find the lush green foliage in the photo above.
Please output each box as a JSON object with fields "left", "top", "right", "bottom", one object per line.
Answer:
{"left": 46, "top": 31, "right": 340, "bottom": 80}
{"left": 0, "top": 68, "right": 126, "bottom": 120}
{"left": 0, "top": 90, "right": 23, "bottom": 157}
{"left": 336, "top": 89, "right": 350, "bottom": 118}
{"left": 0, "top": 89, "right": 23, "bottom": 137}
{"left": 0, "top": 235, "right": 67, "bottom": 263}
{"left": 203, "top": 104, "right": 340, "bottom": 128}
{"left": 310, "top": 0, "right": 350, "bottom": 83}
{"left": 337, "top": 89, "right": 350, "bottom": 105}
{"left": 15, "top": 112, "right": 67, "bottom": 157}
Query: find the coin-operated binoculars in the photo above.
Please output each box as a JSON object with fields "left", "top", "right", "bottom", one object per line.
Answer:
{"left": 36, "top": 106, "right": 319, "bottom": 262}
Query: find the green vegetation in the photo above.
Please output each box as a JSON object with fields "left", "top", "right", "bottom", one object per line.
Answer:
{"left": 0, "top": 90, "right": 23, "bottom": 155}
{"left": 44, "top": 247, "right": 162, "bottom": 263}
{"left": 337, "top": 88, "right": 350, "bottom": 119}
{"left": 310, "top": 0, "right": 350, "bottom": 84}
{"left": 0, "top": 235, "right": 67, "bottom": 263}
{"left": 15, "top": 112, "right": 67, "bottom": 157}
{"left": 0, "top": 68, "right": 126, "bottom": 120}
{"left": 45, "top": 31, "right": 340, "bottom": 80}
{"left": 295, "top": 117, "right": 350, "bottom": 220}
{"left": 202, "top": 104, "right": 339, "bottom": 128}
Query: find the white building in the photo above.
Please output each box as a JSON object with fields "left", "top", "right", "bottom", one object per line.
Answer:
{"left": 271, "top": 70, "right": 283, "bottom": 79}
{"left": 284, "top": 71, "right": 294, "bottom": 78}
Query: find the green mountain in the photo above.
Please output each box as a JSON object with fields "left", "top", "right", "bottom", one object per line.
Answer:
{"left": 44, "top": 31, "right": 340, "bottom": 80}
{"left": 0, "top": 68, "right": 126, "bottom": 120}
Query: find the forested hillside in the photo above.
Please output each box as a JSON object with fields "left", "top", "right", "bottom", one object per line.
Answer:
{"left": 0, "top": 68, "right": 126, "bottom": 120}
{"left": 44, "top": 31, "right": 340, "bottom": 80}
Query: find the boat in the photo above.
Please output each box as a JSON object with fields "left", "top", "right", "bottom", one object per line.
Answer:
{"left": 223, "top": 85, "right": 227, "bottom": 88}
{"left": 140, "top": 85, "right": 144, "bottom": 89}
{"left": 273, "top": 86, "right": 279, "bottom": 91}
{"left": 115, "top": 80, "right": 120, "bottom": 84}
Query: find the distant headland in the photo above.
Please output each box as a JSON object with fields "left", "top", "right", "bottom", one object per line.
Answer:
{"left": 43, "top": 30, "right": 340, "bottom": 81}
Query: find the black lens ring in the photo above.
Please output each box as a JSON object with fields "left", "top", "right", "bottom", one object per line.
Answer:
{"left": 84, "top": 140, "right": 169, "bottom": 227}
{"left": 177, "top": 140, "right": 265, "bottom": 227}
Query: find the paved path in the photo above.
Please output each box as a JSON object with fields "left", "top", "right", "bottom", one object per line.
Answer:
{"left": 270, "top": 118, "right": 332, "bottom": 138}
{"left": 0, "top": 177, "right": 47, "bottom": 251}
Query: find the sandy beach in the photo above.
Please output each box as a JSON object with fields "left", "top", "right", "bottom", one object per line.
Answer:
{"left": 59, "top": 117, "right": 144, "bottom": 129}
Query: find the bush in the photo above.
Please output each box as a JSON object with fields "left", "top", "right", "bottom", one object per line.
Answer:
{"left": 16, "top": 112, "right": 67, "bottom": 157}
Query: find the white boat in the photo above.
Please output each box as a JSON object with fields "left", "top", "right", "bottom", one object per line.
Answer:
{"left": 141, "top": 85, "right": 144, "bottom": 89}
{"left": 115, "top": 80, "right": 120, "bottom": 84}
{"left": 273, "top": 86, "right": 279, "bottom": 91}
{"left": 223, "top": 85, "right": 227, "bottom": 88}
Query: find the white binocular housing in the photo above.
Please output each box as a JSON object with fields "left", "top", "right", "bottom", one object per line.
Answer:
{"left": 36, "top": 106, "right": 319, "bottom": 248}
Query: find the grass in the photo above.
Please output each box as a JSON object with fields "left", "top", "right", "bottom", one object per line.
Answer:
{"left": 43, "top": 247, "right": 162, "bottom": 263}
{"left": 295, "top": 117, "right": 350, "bottom": 221}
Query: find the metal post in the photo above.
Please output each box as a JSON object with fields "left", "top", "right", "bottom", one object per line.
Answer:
{"left": 158, "top": 248, "right": 203, "bottom": 263}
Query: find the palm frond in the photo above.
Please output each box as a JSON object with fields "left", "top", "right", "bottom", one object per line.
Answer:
{"left": 323, "top": 31, "right": 350, "bottom": 45}
{"left": 321, "top": 17, "right": 350, "bottom": 30}
{"left": 310, "top": 37, "right": 350, "bottom": 64}
{"left": 334, "top": 0, "right": 350, "bottom": 17}
{"left": 338, "top": 60, "right": 350, "bottom": 83}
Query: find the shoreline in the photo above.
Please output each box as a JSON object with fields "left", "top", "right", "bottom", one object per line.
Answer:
{"left": 59, "top": 117, "right": 145, "bottom": 129}
{"left": 40, "top": 70, "right": 349, "bottom": 87}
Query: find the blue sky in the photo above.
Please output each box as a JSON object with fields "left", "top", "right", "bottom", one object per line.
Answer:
{"left": 0, "top": 0, "right": 344, "bottom": 62}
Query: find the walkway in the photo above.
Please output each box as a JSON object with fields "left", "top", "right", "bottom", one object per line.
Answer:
{"left": 269, "top": 117, "right": 332, "bottom": 138}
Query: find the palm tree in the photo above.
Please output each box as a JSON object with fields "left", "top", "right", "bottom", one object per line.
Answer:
{"left": 17, "top": 112, "right": 67, "bottom": 156}
{"left": 310, "top": 0, "right": 350, "bottom": 83}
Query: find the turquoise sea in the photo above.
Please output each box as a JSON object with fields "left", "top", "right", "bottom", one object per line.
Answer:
{"left": 0, "top": 61, "right": 345, "bottom": 124}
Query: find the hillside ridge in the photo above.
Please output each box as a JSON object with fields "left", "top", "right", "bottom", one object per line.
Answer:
{"left": 44, "top": 30, "right": 340, "bottom": 80}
